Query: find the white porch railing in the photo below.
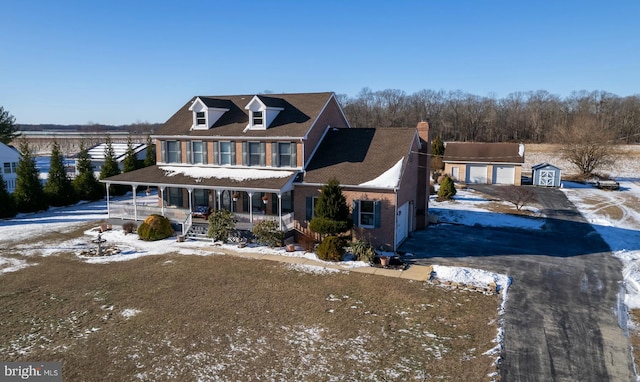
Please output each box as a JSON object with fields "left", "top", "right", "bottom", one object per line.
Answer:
{"left": 234, "top": 212, "right": 295, "bottom": 231}
{"left": 109, "top": 201, "right": 294, "bottom": 233}
{"left": 109, "top": 201, "right": 192, "bottom": 233}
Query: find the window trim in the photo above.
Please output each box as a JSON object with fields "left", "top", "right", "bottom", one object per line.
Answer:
{"left": 352, "top": 199, "right": 381, "bottom": 229}
{"left": 195, "top": 111, "right": 206, "bottom": 126}
{"left": 188, "top": 141, "right": 208, "bottom": 165}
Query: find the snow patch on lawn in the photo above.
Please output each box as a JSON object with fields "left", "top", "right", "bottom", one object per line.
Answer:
{"left": 0, "top": 256, "right": 33, "bottom": 274}
{"left": 121, "top": 309, "right": 141, "bottom": 319}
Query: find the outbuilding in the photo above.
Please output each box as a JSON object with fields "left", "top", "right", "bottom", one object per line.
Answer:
{"left": 532, "top": 163, "right": 561, "bottom": 187}
{"left": 443, "top": 142, "right": 525, "bottom": 185}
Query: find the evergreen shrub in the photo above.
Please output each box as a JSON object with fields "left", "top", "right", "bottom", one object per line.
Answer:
{"left": 251, "top": 219, "right": 284, "bottom": 247}
{"left": 317, "top": 235, "right": 345, "bottom": 262}
{"left": 437, "top": 175, "right": 457, "bottom": 200}
{"left": 137, "top": 214, "right": 173, "bottom": 241}
{"left": 207, "top": 209, "right": 237, "bottom": 243}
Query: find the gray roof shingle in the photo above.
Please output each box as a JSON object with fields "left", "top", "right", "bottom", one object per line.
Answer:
{"left": 443, "top": 142, "right": 524, "bottom": 164}
{"left": 155, "top": 92, "right": 337, "bottom": 138}
{"left": 302, "top": 128, "right": 416, "bottom": 186}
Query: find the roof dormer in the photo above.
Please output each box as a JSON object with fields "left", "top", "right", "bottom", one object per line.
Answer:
{"left": 188, "top": 97, "right": 229, "bottom": 130}
{"left": 244, "top": 95, "right": 285, "bottom": 131}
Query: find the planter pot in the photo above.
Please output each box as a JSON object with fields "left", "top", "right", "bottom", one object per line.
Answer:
{"left": 379, "top": 256, "right": 390, "bottom": 267}
{"left": 238, "top": 242, "right": 247, "bottom": 248}
{"left": 177, "top": 234, "right": 185, "bottom": 242}
{"left": 286, "top": 244, "right": 296, "bottom": 252}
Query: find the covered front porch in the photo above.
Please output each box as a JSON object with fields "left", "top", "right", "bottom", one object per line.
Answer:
{"left": 101, "top": 165, "right": 298, "bottom": 236}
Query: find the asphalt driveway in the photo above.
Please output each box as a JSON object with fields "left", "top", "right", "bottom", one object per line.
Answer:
{"left": 399, "top": 186, "right": 635, "bottom": 381}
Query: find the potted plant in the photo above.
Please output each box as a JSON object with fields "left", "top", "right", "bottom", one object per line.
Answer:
{"left": 262, "top": 194, "right": 269, "bottom": 204}
{"left": 379, "top": 255, "right": 390, "bottom": 267}
{"left": 232, "top": 192, "right": 239, "bottom": 201}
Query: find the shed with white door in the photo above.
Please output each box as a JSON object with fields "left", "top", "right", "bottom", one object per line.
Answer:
{"left": 532, "top": 163, "right": 561, "bottom": 187}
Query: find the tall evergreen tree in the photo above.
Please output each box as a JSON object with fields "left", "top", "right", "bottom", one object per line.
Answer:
{"left": 143, "top": 134, "right": 156, "bottom": 167}
{"left": 73, "top": 142, "right": 104, "bottom": 201}
{"left": 99, "top": 135, "right": 126, "bottom": 196}
{"left": 309, "top": 178, "right": 352, "bottom": 237}
{"left": 122, "top": 136, "right": 138, "bottom": 173}
{"left": 13, "top": 140, "right": 48, "bottom": 213}
{"left": 0, "top": 172, "right": 16, "bottom": 218}
{"left": 44, "top": 141, "right": 76, "bottom": 206}
{"left": 0, "top": 106, "right": 20, "bottom": 144}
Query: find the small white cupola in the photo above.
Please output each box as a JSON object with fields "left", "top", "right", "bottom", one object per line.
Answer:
{"left": 244, "top": 95, "right": 285, "bottom": 131}
{"left": 188, "top": 97, "right": 229, "bottom": 130}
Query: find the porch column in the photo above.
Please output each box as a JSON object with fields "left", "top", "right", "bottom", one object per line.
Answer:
{"left": 248, "top": 192, "right": 254, "bottom": 229}
{"left": 187, "top": 187, "right": 193, "bottom": 213}
{"left": 278, "top": 193, "right": 282, "bottom": 230}
{"left": 132, "top": 184, "right": 138, "bottom": 221}
{"left": 160, "top": 186, "right": 166, "bottom": 216}
{"left": 216, "top": 190, "right": 221, "bottom": 211}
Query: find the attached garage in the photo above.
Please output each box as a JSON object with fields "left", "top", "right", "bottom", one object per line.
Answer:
{"left": 466, "top": 165, "right": 488, "bottom": 183}
{"left": 493, "top": 165, "right": 515, "bottom": 185}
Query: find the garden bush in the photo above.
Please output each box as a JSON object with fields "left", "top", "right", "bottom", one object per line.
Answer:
{"left": 317, "top": 235, "right": 345, "bottom": 262}
{"left": 350, "top": 240, "right": 376, "bottom": 263}
{"left": 437, "top": 175, "right": 457, "bottom": 200}
{"left": 207, "top": 209, "right": 237, "bottom": 243}
{"left": 137, "top": 214, "right": 173, "bottom": 241}
{"left": 252, "top": 219, "right": 284, "bottom": 247}
{"left": 122, "top": 222, "right": 137, "bottom": 234}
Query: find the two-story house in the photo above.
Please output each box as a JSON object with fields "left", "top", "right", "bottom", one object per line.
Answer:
{"left": 103, "top": 92, "right": 429, "bottom": 250}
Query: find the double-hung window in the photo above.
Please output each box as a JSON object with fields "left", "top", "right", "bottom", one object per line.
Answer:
{"left": 162, "top": 140, "right": 181, "bottom": 163}
{"left": 3, "top": 162, "right": 10, "bottom": 174}
{"left": 188, "top": 141, "right": 207, "bottom": 164}
{"left": 213, "top": 141, "right": 235, "bottom": 165}
{"left": 352, "top": 200, "right": 381, "bottom": 228}
{"left": 252, "top": 111, "right": 263, "bottom": 126}
{"left": 196, "top": 112, "right": 206, "bottom": 126}
{"left": 242, "top": 142, "right": 266, "bottom": 166}
{"left": 272, "top": 142, "right": 297, "bottom": 167}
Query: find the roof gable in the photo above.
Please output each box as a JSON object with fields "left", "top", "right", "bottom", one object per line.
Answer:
{"left": 443, "top": 142, "right": 525, "bottom": 164}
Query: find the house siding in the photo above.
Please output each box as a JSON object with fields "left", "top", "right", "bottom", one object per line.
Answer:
{"left": 302, "top": 97, "right": 349, "bottom": 165}
{"left": 445, "top": 162, "right": 522, "bottom": 185}
{"left": 294, "top": 184, "right": 397, "bottom": 249}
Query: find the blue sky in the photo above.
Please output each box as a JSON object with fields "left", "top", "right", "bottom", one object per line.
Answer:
{"left": 1, "top": 0, "right": 638, "bottom": 125}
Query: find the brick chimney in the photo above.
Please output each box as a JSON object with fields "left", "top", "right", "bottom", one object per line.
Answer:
{"left": 417, "top": 120, "right": 430, "bottom": 147}
{"left": 416, "top": 120, "right": 431, "bottom": 229}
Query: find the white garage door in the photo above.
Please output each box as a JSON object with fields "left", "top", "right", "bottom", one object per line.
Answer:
{"left": 493, "top": 165, "right": 515, "bottom": 184}
{"left": 466, "top": 165, "right": 487, "bottom": 183}
{"left": 395, "top": 202, "right": 409, "bottom": 247}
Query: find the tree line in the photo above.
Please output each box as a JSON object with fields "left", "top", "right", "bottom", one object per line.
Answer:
{"left": 338, "top": 88, "right": 640, "bottom": 144}
{"left": 0, "top": 135, "right": 156, "bottom": 218}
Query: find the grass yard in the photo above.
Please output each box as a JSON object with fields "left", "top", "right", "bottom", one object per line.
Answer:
{"left": 0, "top": 252, "right": 500, "bottom": 381}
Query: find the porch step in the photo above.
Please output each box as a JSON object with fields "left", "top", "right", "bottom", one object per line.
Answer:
{"left": 186, "top": 224, "right": 209, "bottom": 241}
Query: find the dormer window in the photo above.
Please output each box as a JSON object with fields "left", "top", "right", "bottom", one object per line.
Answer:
{"left": 196, "top": 112, "right": 206, "bottom": 126}
{"left": 244, "top": 95, "right": 284, "bottom": 131}
{"left": 252, "top": 111, "right": 263, "bottom": 126}
{"left": 189, "top": 97, "right": 230, "bottom": 130}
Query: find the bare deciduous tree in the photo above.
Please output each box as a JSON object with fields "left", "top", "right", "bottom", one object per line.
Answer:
{"left": 499, "top": 186, "right": 536, "bottom": 211}
{"left": 555, "top": 114, "right": 617, "bottom": 176}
